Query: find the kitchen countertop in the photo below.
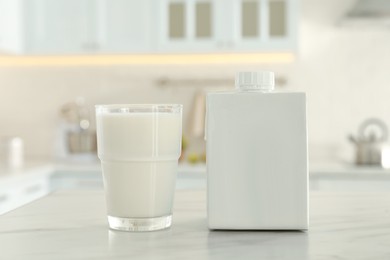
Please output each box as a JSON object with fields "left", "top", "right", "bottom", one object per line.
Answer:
{"left": 2, "top": 161, "right": 390, "bottom": 216}
{"left": 310, "top": 161, "right": 390, "bottom": 176}
{"left": 2, "top": 161, "right": 390, "bottom": 180}
{"left": 1, "top": 189, "right": 390, "bottom": 259}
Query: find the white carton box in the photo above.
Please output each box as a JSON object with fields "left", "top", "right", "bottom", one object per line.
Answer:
{"left": 206, "top": 72, "right": 308, "bottom": 230}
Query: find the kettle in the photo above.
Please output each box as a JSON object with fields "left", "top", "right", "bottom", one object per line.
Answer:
{"left": 349, "top": 118, "right": 390, "bottom": 166}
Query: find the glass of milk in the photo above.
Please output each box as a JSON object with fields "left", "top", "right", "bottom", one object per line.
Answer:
{"left": 95, "top": 104, "right": 182, "bottom": 231}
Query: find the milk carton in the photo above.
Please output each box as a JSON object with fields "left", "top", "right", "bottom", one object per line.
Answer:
{"left": 206, "top": 71, "right": 308, "bottom": 230}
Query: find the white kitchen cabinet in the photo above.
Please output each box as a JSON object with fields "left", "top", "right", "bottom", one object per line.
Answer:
{"left": 0, "top": 173, "right": 50, "bottom": 215}
{"left": 2, "top": 0, "right": 154, "bottom": 54}
{"left": 159, "top": 0, "right": 298, "bottom": 52}
{"left": 0, "top": 0, "right": 297, "bottom": 54}
{"left": 104, "top": 0, "right": 155, "bottom": 53}
{"left": 25, "top": 0, "right": 105, "bottom": 54}
{"left": 0, "top": 0, "right": 24, "bottom": 54}
{"left": 231, "top": 0, "right": 298, "bottom": 51}
{"left": 158, "top": 0, "right": 218, "bottom": 52}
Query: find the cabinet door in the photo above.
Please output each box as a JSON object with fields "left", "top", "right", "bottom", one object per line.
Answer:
{"left": 0, "top": 0, "right": 24, "bottom": 54}
{"left": 25, "top": 0, "right": 104, "bottom": 54}
{"left": 230, "top": 0, "right": 297, "bottom": 51}
{"left": 104, "top": 0, "right": 153, "bottom": 53}
{"left": 0, "top": 176, "right": 49, "bottom": 215}
{"left": 159, "top": 0, "right": 218, "bottom": 52}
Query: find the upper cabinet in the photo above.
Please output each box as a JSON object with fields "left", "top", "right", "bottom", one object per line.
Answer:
{"left": 25, "top": 0, "right": 155, "bottom": 54}
{"left": 0, "top": 0, "right": 24, "bottom": 54}
{"left": 0, "top": 0, "right": 297, "bottom": 55}
{"left": 233, "top": 0, "right": 297, "bottom": 51}
{"left": 158, "top": 0, "right": 218, "bottom": 52}
{"left": 25, "top": 0, "right": 100, "bottom": 54}
{"left": 104, "top": 0, "right": 156, "bottom": 53}
{"left": 159, "top": 0, "right": 297, "bottom": 53}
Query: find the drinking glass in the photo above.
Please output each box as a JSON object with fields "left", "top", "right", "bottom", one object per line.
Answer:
{"left": 95, "top": 104, "right": 182, "bottom": 231}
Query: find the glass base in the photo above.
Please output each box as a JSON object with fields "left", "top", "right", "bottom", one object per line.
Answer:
{"left": 108, "top": 215, "right": 172, "bottom": 232}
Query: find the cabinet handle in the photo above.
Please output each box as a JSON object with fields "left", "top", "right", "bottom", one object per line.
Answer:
{"left": 0, "top": 194, "right": 8, "bottom": 203}
{"left": 226, "top": 41, "right": 234, "bottom": 48}
{"left": 24, "top": 184, "right": 42, "bottom": 195}
{"left": 82, "top": 42, "right": 100, "bottom": 51}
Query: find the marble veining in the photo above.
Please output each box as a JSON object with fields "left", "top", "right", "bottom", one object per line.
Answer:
{"left": 1, "top": 190, "right": 390, "bottom": 259}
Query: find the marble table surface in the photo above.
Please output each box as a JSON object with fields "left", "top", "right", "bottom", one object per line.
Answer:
{"left": 1, "top": 190, "right": 390, "bottom": 259}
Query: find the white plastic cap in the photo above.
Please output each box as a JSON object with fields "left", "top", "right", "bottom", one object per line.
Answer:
{"left": 235, "top": 71, "right": 275, "bottom": 91}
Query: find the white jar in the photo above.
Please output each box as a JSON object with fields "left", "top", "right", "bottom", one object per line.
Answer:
{"left": 1, "top": 137, "right": 24, "bottom": 168}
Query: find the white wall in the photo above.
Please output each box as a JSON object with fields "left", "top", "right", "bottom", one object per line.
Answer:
{"left": 292, "top": 0, "right": 390, "bottom": 162}
{"left": 1, "top": 0, "right": 390, "bottom": 163}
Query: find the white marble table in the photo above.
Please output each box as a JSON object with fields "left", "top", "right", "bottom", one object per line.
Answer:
{"left": 1, "top": 190, "right": 390, "bottom": 259}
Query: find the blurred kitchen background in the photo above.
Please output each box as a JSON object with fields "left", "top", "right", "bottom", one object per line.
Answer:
{"left": 1, "top": 0, "right": 390, "bottom": 165}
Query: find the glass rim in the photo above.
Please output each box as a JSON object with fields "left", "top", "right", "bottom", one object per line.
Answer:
{"left": 95, "top": 104, "right": 183, "bottom": 114}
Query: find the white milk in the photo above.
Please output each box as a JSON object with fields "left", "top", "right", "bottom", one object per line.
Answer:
{"left": 96, "top": 112, "right": 182, "bottom": 218}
